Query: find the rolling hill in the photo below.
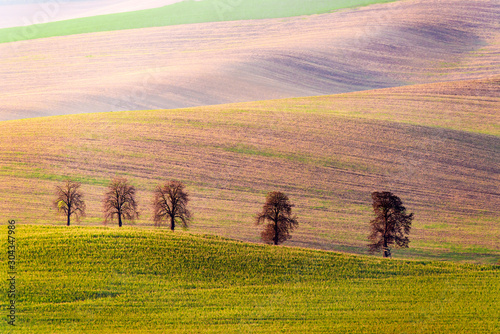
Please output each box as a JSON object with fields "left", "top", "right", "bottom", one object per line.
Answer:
{"left": 1, "top": 0, "right": 499, "bottom": 120}
{"left": 0, "top": 0, "right": 398, "bottom": 42}
{"left": 1, "top": 77, "right": 498, "bottom": 263}
{"left": 0, "top": 225, "right": 497, "bottom": 333}
{"left": 1, "top": 1, "right": 498, "bottom": 332}
{"left": 0, "top": 0, "right": 186, "bottom": 29}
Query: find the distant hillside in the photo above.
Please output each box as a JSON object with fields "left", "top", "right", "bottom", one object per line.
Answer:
{"left": 1, "top": 0, "right": 498, "bottom": 120}
{"left": 0, "top": 0, "right": 185, "bottom": 29}
{"left": 0, "top": 0, "right": 398, "bottom": 44}
{"left": 1, "top": 78, "right": 498, "bottom": 263}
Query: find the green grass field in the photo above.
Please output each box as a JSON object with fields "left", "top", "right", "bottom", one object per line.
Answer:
{"left": 1, "top": 225, "right": 498, "bottom": 333}
{"left": 0, "top": 0, "right": 398, "bottom": 44}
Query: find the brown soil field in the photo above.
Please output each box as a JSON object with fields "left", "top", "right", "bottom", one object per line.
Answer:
{"left": 1, "top": 0, "right": 499, "bottom": 120}
{"left": 0, "top": 77, "right": 498, "bottom": 263}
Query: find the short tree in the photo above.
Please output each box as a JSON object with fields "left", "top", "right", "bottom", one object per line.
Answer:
{"left": 103, "top": 177, "right": 139, "bottom": 227}
{"left": 152, "top": 180, "right": 191, "bottom": 230}
{"left": 256, "top": 191, "right": 298, "bottom": 245}
{"left": 368, "top": 191, "right": 413, "bottom": 258}
{"left": 54, "top": 180, "right": 86, "bottom": 226}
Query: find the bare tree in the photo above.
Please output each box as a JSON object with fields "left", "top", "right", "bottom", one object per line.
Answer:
{"left": 256, "top": 191, "right": 298, "bottom": 245}
{"left": 54, "top": 180, "right": 86, "bottom": 226}
{"left": 152, "top": 180, "right": 191, "bottom": 230}
{"left": 368, "top": 191, "right": 413, "bottom": 258}
{"left": 103, "top": 177, "right": 139, "bottom": 227}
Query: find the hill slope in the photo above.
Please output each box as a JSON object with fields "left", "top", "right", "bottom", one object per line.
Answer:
{"left": 0, "top": 0, "right": 186, "bottom": 29}
{"left": 0, "top": 225, "right": 498, "bottom": 333}
{"left": 1, "top": 0, "right": 499, "bottom": 120}
{"left": 0, "top": 0, "right": 398, "bottom": 42}
{"left": 0, "top": 78, "right": 498, "bottom": 263}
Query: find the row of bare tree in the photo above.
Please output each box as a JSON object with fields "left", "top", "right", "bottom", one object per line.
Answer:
{"left": 54, "top": 178, "right": 297, "bottom": 245}
{"left": 54, "top": 178, "right": 413, "bottom": 256}
{"left": 55, "top": 178, "right": 190, "bottom": 230}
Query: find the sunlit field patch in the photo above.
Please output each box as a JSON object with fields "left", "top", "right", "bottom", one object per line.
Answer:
{"left": 0, "top": 225, "right": 498, "bottom": 333}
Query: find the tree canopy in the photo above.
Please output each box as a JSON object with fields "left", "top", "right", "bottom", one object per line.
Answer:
{"left": 368, "top": 191, "right": 413, "bottom": 257}
{"left": 152, "top": 180, "right": 191, "bottom": 230}
{"left": 256, "top": 191, "right": 299, "bottom": 245}
{"left": 103, "top": 177, "right": 139, "bottom": 227}
{"left": 54, "top": 180, "right": 86, "bottom": 226}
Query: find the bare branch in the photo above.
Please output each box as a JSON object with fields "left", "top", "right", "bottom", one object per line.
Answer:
{"left": 103, "top": 177, "right": 139, "bottom": 227}
{"left": 256, "top": 191, "right": 298, "bottom": 245}
{"left": 54, "top": 180, "right": 86, "bottom": 226}
{"left": 152, "top": 180, "right": 191, "bottom": 230}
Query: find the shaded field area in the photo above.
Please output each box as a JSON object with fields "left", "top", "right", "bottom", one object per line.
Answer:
{"left": 0, "top": 225, "right": 498, "bottom": 333}
{"left": 1, "top": 0, "right": 499, "bottom": 120}
{"left": 0, "top": 78, "right": 498, "bottom": 263}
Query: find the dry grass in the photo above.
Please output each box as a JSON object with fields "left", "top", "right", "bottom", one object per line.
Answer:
{"left": 0, "top": 78, "right": 498, "bottom": 263}
{"left": 0, "top": 0, "right": 499, "bottom": 120}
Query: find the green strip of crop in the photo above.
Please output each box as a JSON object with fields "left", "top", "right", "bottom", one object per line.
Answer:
{"left": 0, "top": 0, "right": 399, "bottom": 44}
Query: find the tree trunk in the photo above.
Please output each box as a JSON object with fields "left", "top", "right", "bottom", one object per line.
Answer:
{"left": 170, "top": 215, "right": 175, "bottom": 231}
{"left": 67, "top": 212, "right": 71, "bottom": 226}
{"left": 383, "top": 239, "right": 391, "bottom": 258}
{"left": 118, "top": 213, "right": 122, "bottom": 227}
{"left": 382, "top": 209, "right": 390, "bottom": 257}
{"left": 273, "top": 218, "right": 279, "bottom": 245}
